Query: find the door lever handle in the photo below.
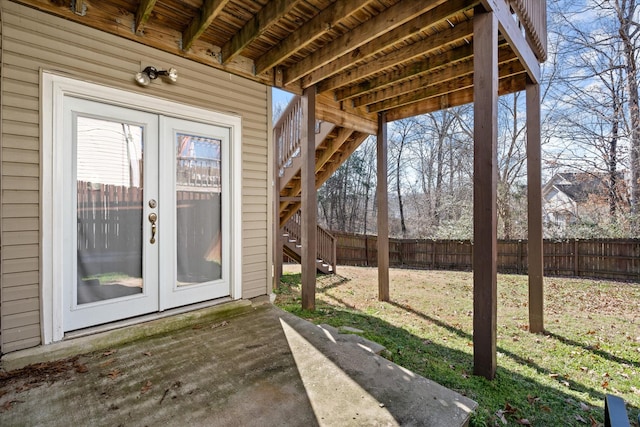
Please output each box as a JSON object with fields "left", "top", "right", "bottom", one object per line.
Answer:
{"left": 149, "top": 212, "right": 157, "bottom": 244}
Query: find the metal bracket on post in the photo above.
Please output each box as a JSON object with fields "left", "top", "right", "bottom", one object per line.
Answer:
{"left": 71, "top": 0, "right": 87, "bottom": 16}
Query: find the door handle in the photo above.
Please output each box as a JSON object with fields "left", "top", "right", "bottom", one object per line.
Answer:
{"left": 149, "top": 212, "right": 157, "bottom": 244}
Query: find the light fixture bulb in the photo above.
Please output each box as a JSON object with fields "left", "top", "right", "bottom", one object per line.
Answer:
{"left": 167, "top": 68, "right": 178, "bottom": 82}
{"left": 135, "top": 71, "right": 150, "bottom": 86}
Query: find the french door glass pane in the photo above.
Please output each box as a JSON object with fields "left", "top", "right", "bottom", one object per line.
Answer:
{"left": 76, "top": 116, "right": 144, "bottom": 304}
{"left": 176, "top": 133, "right": 222, "bottom": 286}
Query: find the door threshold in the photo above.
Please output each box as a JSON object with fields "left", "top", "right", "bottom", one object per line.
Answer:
{"left": 64, "top": 297, "right": 235, "bottom": 340}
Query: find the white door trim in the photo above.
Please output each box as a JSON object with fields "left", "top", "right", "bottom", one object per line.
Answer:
{"left": 41, "top": 72, "right": 243, "bottom": 343}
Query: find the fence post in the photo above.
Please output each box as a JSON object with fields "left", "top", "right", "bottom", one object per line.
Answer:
{"left": 433, "top": 240, "right": 438, "bottom": 269}
{"left": 574, "top": 239, "right": 579, "bottom": 276}
{"left": 365, "top": 235, "right": 369, "bottom": 267}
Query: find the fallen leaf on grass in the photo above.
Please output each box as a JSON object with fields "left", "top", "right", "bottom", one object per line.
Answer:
{"left": 575, "top": 414, "right": 588, "bottom": 424}
{"left": 589, "top": 415, "right": 598, "bottom": 427}
{"left": 102, "top": 349, "right": 117, "bottom": 357}
{"left": 580, "top": 402, "right": 590, "bottom": 411}
{"left": 143, "top": 352, "right": 152, "bottom": 357}
{"left": 74, "top": 363, "right": 88, "bottom": 373}
{"left": 495, "top": 409, "right": 508, "bottom": 425}
{"left": 516, "top": 419, "right": 531, "bottom": 425}
{"left": 140, "top": 380, "right": 152, "bottom": 394}
{"left": 601, "top": 380, "right": 609, "bottom": 389}
{"left": 503, "top": 402, "right": 518, "bottom": 414}
{"left": 107, "top": 369, "right": 121, "bottom": 379}
{"left": 526, "top": 395, "right": 540, "bottom": 405}
{"left": 540, "top": 405, "right": 552, "bottom": 412}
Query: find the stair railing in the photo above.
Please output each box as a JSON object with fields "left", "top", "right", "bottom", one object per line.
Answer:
{"left": 274, "top": 95, "right": 302, "bottom": 177}
{"left": 283, "top": 210, "right": 336, "bottom": 273}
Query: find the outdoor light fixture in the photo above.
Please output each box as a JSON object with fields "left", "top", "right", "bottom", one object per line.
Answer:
{"left": 135, "top": 66, "right": 178, "bottom": 86}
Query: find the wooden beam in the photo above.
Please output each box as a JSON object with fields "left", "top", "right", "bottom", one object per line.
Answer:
{"left": 316, "top": 94, "right": 377, "bottom": 135}
{"left": 385, "top": 72, "right": 526, "bottom": 121}
{"left": 285, "top": 0, "right": 448, "bottom": 86}
{"left": 479, "top": 0, "right": 541, "bottom": 83}
{"left": 254, "top": 0, "right": 375, "bottom": 75}
{"left": 134, "top": 0, "right": 158, "bottom": 34}
{"left": 301, "top": 86, "right": 317, "bottom": 311}
{"left": 318, "top": 20, "right": 474, "bottom": 93}
{"left": 366, "top": 57, "right": 522, "bottom": 112}
{"left": 222, "top": 0, "right": 302, "bottom": 64}
{"left": 352, "top": 45, "right": 515, "bottom": 108}
{"left": 472, "top": 9, "right": 498, "bottom": 380}
{"left": 377, "top": 112, "right": 390, "bottom": 302}
{"left": 335, "top": 43, "right": 475, "bottom": 101}
{"left": 302, "top": 0, "right": 477, "bottom": 89}
{"left": 526, "top": 81, "right": 544, "bottom": 334}
{"left": 182, "top": 0, "right": 231, "bottom": 51}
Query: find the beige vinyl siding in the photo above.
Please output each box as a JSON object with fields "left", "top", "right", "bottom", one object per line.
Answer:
{"left": 0, "top": 0, "right": 271, "bottom": 353}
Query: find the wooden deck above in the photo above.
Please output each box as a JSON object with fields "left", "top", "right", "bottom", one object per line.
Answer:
{"left": 13, "top": 0, "right": 546, "bottom": 127}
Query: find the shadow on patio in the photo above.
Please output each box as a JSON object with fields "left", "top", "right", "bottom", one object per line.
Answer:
{"left": 0, "top": 303, "right": 476, "bottom": 426}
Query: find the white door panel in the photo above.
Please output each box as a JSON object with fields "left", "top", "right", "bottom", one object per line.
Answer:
{"left": 63, "top": 97, "right": 159, "bottom": 331}
{"left": 159, "top": 117, "right": 231, "bottom": 309}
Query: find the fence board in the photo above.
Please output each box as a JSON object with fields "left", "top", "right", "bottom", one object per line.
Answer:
{"left": 331, "top": 232, "right": 640, "bottom": 281}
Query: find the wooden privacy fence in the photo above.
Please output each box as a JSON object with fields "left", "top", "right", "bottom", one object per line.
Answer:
{"left": 332, "top": 231, "right": 640, "bottom": 282}
{"left": 77, "top": 182, "right": 221, "bottom": 280}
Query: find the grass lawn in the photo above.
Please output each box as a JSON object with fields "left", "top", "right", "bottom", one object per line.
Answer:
{"left": 275, "top": 266, "right": 640, "bottom": 427}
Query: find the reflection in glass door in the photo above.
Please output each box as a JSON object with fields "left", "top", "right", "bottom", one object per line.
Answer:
{"left": 76, "top": 117, "right": 144, "bottom": 304}
{"left": 175, "top": 133, "right": 222, "bottom": 286}
{"left": 159, "top": 117, "right": 230, "bottom": 310}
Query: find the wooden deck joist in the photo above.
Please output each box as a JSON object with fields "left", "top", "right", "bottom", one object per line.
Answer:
{"left": 14, "top": 0, "right": 546, "bottom": 123}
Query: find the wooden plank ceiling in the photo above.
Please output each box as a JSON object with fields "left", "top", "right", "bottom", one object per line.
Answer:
{"left": 14, "top": 0, "right": 532, "bottom": 127}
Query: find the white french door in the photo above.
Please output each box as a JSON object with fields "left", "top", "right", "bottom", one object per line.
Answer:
{"left": 62, "top": 97, "right": 230, "bottom": 331}
{"left": 159, "top": 116, "right": 230, "bottom": 309}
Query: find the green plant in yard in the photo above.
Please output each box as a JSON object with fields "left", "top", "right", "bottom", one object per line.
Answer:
{"left": 275, "top": 267, "right": 640, "bottom": 426}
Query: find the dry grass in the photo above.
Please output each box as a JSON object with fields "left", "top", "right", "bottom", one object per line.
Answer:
{"left": 276, "top": 265, "right": 640, "bottom": 426}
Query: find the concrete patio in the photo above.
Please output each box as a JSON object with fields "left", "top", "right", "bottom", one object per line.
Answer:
{"left": 0, "top": 301, "right": 476, "bottom": 426}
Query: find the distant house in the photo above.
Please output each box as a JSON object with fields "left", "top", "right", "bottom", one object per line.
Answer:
{"left": 542, "top": 172, "right": 626, "bottom": 231}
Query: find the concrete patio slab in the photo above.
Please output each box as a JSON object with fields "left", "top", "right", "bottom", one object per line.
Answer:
{"left": 0, "top": 303, "right": 476, "bottom": 426}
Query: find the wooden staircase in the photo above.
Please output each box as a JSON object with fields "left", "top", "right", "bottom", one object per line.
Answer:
{"left": 274, "top": 95, "right": 370, "bottom": 274}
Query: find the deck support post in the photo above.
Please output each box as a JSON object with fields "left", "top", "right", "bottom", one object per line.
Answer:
{"left": 301, "top": 85, "right": 317, "bottom": 310}
{"left": 274, "top": 144, "right": 283, "bottom": 287}
{"left": 473, "top": 8, "right": 498, "bottom": 380}
{"left": 377, "top": 112, "right": 389, "bottom": 301}
{"left": 526, "top": 81, "right": 544, "bottom": 333}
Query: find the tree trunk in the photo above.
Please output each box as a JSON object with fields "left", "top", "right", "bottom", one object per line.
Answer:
{"left": 616, "top": 0, "right": 639, "bottom": 224}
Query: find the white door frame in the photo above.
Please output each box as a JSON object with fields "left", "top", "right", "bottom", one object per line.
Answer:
{"left": 41, "top": 72, "right": 243, "bottom": 343}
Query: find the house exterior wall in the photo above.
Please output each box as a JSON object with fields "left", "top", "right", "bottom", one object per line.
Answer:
{"left": 0, "top": 0, "right": 272, "bottom": 353}
{"left": 543, "top": 188, "right": 577, "bottom": 228}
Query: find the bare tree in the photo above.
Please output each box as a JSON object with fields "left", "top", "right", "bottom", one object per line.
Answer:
{"left": 548, "top": 0, "right": 635, "bottom": 233}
